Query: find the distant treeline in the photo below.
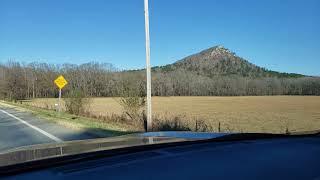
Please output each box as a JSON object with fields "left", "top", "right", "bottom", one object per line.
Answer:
{"left": 0, "top": 61, "right": 319, "bottom": 100}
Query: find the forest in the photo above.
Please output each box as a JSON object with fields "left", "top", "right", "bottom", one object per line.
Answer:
{"left": 1, "top": 60, "right": 319, "bottom": 101}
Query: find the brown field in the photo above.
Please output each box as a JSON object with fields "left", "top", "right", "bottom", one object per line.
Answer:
{"left": 24, "top": 96, "right": 320, "bottom": 133}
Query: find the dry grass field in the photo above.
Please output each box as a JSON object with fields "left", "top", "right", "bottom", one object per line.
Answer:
{"left": 24, "top": 96, "right": 320, "bottom": 133}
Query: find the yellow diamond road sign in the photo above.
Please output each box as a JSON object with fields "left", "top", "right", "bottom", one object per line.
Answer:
{"left": 54, "top": 75, "right": 68, "bottom": 89}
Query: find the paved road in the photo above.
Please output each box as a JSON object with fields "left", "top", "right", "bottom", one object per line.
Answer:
{"left": 0, "top": 105, "right": 97, "bottom": 152}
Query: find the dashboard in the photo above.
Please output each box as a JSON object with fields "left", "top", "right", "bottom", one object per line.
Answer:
{"left": 3, "top": 136, "right": 320, "bottom": 180}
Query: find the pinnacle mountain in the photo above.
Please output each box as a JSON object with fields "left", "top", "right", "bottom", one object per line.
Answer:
{"left": 155, "top": 46, "right": 304, "bottom": 78}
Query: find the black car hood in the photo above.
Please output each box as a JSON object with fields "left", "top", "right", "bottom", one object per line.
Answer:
{"left": 0, "top": 131, "right": 230, "bottom": 167}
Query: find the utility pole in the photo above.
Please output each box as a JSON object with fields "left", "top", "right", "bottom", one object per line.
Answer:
{"left": 144, "top": 0, "right": 152, "bottom": 131}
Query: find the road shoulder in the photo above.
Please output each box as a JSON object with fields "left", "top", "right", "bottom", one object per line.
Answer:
{"left": 0, "top": 101, "right": 134, "bottom": 138}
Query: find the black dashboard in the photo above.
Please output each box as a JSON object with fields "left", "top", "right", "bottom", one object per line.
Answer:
{"left": 3, "top": 136, "right": 320, "bottom": 180}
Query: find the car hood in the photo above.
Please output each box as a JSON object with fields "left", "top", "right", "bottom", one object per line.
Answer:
{"left": 0, "top": 132, "right": 230, "bottom": 167}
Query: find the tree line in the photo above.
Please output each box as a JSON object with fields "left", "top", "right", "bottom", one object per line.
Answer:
{"left": 0, "top": 61, "right": 319, "bottom": 100}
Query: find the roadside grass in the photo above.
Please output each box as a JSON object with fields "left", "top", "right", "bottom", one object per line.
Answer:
{"left": 0, "top": 101, "right": 139, "bottom": 137}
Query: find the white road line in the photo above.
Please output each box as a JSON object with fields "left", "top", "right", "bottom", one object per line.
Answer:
{"left": 0, "top": 109, "right": 63, "bottom": 143}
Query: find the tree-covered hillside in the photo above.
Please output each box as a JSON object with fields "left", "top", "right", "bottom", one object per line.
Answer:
{"left": 154, "top": 46, "right": 304, "bottom": 78}
{"left": 1, "top": 46, "right": 319, "bottom": 100}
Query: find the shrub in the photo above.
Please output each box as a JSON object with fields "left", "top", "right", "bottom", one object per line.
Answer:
{"left": 153, "top": 116, "right": 191, "bottom": 131}
{"left": 64, "top": 89, "right": 91, "bottom": 115}
{"left": 117, "top": 79, "right": 146, "bottom": 127}
{"left": 195, "top": 119, "right": 214, "bottom": 132}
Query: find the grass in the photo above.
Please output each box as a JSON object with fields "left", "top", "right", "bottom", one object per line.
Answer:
{"left": 23, "top": 96, "right": 320, "bottom": 134}
{"left": 0, "top": 101, "right": 138, "bottom": 137}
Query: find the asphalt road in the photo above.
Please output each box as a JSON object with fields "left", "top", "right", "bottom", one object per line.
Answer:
{"left": 0, "top": 105, "right": 97, "bottom": 152}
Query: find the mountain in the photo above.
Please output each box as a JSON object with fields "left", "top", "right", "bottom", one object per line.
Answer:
{"left": 154, "top": 46, "right": 304, "bottom": 78}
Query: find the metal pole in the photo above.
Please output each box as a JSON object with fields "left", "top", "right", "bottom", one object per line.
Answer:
{"left": 144, "top": 0, "right": 152, "bottom": 131}
{"left": 58, "top": 88, "right": 62, "bottom": 114}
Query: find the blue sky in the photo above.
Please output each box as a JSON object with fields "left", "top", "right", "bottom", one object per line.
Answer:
{"left": 0, "top": 0, "right": 319, "bottom": 75}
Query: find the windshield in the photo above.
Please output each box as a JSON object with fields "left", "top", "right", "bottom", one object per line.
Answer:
{"left": 0, "top": 0, "right": 319, "bottom": 155}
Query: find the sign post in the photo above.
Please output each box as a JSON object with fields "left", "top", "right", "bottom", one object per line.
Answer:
{"left": 54, "top": 75, "right": 68, "bottom": 114}
{"left": 58, "top": 88, "right": 62, "bottom": 113}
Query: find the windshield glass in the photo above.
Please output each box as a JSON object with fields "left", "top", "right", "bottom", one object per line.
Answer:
{"left": 0, "top": 0, "right": 319, "bottom": 154}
